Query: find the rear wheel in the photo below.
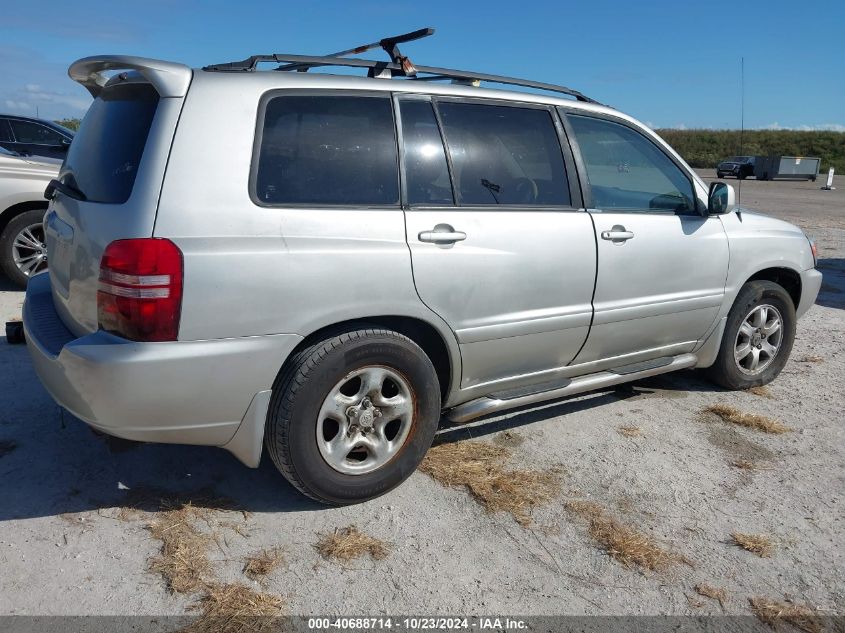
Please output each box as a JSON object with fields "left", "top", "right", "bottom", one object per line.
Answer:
{"left": 265, "top": 326, "right": 441, "bottom": 504}
{"left": 706, "top": 281, "right": 796, "bottom": 390}
{"left": 0, "top": 209, "right": 48, "bottom": 287}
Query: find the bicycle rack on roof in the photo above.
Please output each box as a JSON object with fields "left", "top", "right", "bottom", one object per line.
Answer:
{"left": 203, "top": 27, "right": 598, "bottom": 104}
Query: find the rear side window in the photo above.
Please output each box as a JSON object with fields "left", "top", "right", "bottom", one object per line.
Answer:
{"left": 9, "top": 120, "right": 64, "bottom": 145}
{"left": 398, "top": 100, "right": 453, "bottom": 206}
{"left": 64, "top": 83, "right": 159, "bottom": 204}
{"left": 436, "top": 102, "right": 570, "bottom": 206}
{"left": 255, "top": 95, "right": 399, "bottom": 206}
{"left": 567, "top": 114, "right": 695, "bottom": 214}
{"left": 0, "top": 119, "right": 13, "bottom": 143}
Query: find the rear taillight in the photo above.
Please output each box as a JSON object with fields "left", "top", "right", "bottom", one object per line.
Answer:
{"left": 97, "top": 238, "right": 183, "bottom": 342}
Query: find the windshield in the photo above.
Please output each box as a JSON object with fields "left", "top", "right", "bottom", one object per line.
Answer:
{"left": 729, "top": 156, "right": 751, "bottom": 163}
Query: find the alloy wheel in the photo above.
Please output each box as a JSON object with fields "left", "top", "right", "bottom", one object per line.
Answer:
{"left": 316, "top": 365, "right": 415, "bottom": 475}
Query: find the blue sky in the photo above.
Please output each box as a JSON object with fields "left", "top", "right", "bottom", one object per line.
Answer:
{"left": 1, "top": 0, "right": 843, "bottom": 130}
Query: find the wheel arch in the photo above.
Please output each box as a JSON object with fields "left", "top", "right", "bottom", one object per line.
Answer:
{"left": 290, "top": 315, "right": 458, "bottom": 404}
{"left": 746, "top": 266, "right": 802, "bottom": 310}
{"left": 0, "top": 200, "right": 49, "bottom": 238}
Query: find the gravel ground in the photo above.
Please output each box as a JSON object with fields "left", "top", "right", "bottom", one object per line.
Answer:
{"left": 0, "top": 171, "right": 842, "bottom": 618}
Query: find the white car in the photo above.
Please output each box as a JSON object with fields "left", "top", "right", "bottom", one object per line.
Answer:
{"left": 0, "top": 146, "right": 58, "bottom": 286}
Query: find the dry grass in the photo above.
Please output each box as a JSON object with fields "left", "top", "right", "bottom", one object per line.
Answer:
{"left": 704, "top": 404, "right": 791, "bottom": 434}
{"left": 243, "top": 548, "right": 285, "bottom": 580}
{"left": 184, "top": 583, "right": 284, "bottom": 633}
{"left": 148, "top": 502, "right": 214, "bottom": 594}
{"left": 419, "top": 441, "right": 561, "bottom": 526}
{"left": 797, "top": 355, "right": 824, "bottom": 364}
{"left": 220, "top": 520, "right": 251, "bottom": 538}
{"left": 617, "top": 425, "right": 642, "bottom": 438}
{"left": 59, "top": 512, "right": 91, "bottom": 527}
{"left": 315, "top": 525, "right": 390, "bottom": 563}
{"left": 111, "top": 487, "right": 234, "bottom": 525}
{"left": 732, "top": 459, "right": 758, "bottom": 470}
{"left": 565, "top": 500, "right": 685, "bottom": 571}
{"left": 0, "top": 439, "right": 17, "bottom": 458}
{"left": 749, "top": 597, "right": 822, "bottom": 633}
{"left": 493, "top": 430, "right": 525, "bottom": 448}
{"left": 732, "top": 532, "right": 774, "bottom": 557}
{"left": 695, "top": 583, "right": 728, "bottom": 608}
{"left": 747, "top": 385, "right": 773, "bottom": 398}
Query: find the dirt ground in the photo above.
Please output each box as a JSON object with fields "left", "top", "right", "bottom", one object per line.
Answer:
{"left": 0, "top": 170, "right": 842, "bottom": 619}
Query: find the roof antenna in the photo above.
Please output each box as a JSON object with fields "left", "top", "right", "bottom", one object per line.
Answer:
{"left": 738, "top": 56, "right": 744, "bottom": 207}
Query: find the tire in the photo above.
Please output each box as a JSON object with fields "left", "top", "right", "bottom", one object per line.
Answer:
{"left": 716, "top": 172, "right": 724, "bottom": 179}
{"left": 706, "top": 281, "right": 796, "bottom": 390}
{"left": 265, "top": 326, "right": 441, "bottom": 505}
{"left": 0, "top": 208, "right": 48, "bottom": 287}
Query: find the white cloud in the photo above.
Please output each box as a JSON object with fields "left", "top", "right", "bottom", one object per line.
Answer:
{"left": 763, "top": 122, "right": 845, "bottom": 132}
{"left": 6, "top": 84, "right": 91, "bottom": 114}
{"left": 4, "top": 100, "right": 32, "bottom": 111}
{"left": 0, "top": 45, "right": 92, "bottom": 119}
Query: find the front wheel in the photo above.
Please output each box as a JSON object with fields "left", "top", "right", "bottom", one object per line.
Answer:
{"left": 265, "top": 326, "right": 441, "bottom": 504}
{"left": 706, "top": 281, "right": 796, "bottom": 390}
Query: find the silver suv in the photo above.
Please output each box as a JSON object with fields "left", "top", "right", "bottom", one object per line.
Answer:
{"left": 24, "top": 31, "right": 822, "bottom": 504}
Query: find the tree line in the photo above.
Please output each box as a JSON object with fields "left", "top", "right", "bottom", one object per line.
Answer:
{"left": 655, "top": 129, "right": 845, "bottom": 173}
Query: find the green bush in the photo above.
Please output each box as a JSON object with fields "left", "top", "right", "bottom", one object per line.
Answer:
{"left": 655, "top": 129, "right": 845, "bottom": 173}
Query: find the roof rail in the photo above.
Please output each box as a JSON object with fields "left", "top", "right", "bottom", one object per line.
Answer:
{"left": 202, "top": 28, "right": 598, "bottom": 104}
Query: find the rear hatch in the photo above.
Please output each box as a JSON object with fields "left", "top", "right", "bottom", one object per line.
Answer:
{"left": 45, "top": 57, "right": 191, "bottom": 336}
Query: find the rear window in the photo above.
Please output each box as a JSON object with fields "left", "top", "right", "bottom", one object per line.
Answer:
{"left": 254, "top": 95, "right": 399, "bottom": 206}
{"left": 63, "top": 83, "right": 159, "bottom": 204}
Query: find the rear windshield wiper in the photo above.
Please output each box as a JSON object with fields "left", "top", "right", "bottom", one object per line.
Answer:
{"left": 45, "top": 179, "right": 87, "bottom": 202}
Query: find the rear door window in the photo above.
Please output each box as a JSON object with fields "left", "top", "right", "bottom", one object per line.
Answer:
{"left": 436, "top": 102, "right": 570, "bottom": 206}
{"left": 0, "top": 119, "right": 12, "bottom": 143}
{"left": 9, "top": 119, "right": 64, "bottom": 145}
{"left": 254, "top": 94, "right": 399, "bottom": 206}
{"left": 397, "top": 99, "right": 454, "bottom": 206}
{"left": 63, "top": 83, "right": 159, "bottom": 204}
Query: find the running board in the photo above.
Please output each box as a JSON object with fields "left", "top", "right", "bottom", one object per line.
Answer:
{"left": 446, "top": 353, "right": 697, "bottom": 424}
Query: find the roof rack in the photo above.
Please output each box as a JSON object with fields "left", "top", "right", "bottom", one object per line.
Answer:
{"left": 203, "top": 28, "right": 598, "bottom": 104}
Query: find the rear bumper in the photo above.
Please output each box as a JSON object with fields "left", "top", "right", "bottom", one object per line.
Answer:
{"left": 23, "top": 273, "right": 301, "bottom": 462}
{"left": 798, "top": 268, "right": 823, "bottom": 318}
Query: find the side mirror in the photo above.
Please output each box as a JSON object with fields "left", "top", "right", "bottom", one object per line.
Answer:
{"left": 708, "top": 181, "right": 737, "bottom": 214}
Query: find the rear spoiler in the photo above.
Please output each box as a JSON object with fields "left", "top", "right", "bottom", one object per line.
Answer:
{"left": 68, "top": 55, "right": 192, "bottom": 98}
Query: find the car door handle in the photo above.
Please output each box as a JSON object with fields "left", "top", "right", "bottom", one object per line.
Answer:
{"left": 418, "top": 226, "right": 467, "bottom": 244}
{"left": 600, "top": 226, "right": 635, "bottom": 242}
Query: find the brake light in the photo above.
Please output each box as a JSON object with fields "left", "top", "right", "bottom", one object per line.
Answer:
{"left": 97, "top": 238, "right": 183, "bottom": 342}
